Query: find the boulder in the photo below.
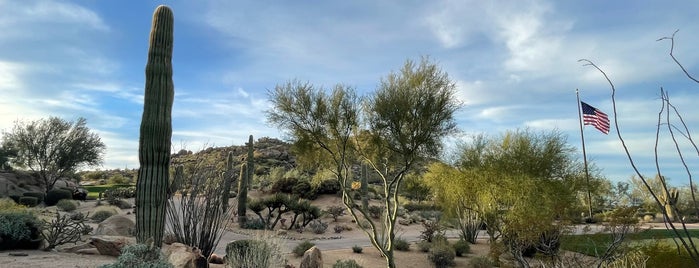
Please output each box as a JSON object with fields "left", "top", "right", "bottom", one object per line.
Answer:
{"left": 90, "top": 236, "right": 136, "bottom": 256}
{"left": 299, "top": 246, "right": 322, "bottom": 268}
{"left": 164, "top": 242, "right": 208, "bottom": 268}
{"left": 94, "top": 215, "right": 135, "bottom": 236}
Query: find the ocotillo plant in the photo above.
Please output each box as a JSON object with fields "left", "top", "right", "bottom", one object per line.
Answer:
{"left": 135, "top": 5, "right": 174, "bottom": 247}
{"left": 237, "top": 162, "right": 248, "bottom": 227}
{"left": 221, "top": 151, "right": 234, "bottom": 212}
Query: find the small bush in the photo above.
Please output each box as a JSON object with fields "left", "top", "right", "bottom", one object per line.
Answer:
{"left": 100, "top": 243, "right": 173, "bottom": 268}
{"left": 453, "top": 239, "right": 470, "bottom": 257}
{"left": 292, "top": 180, "right": 317, "bottom": 200}
{"left": 9, "top": 195, "right": 21, "bottom": 203}
{"left": 417, "top": 241, "right": 431, "bottom": 252}
{"left": 469, "top": 256, "right": 495, "bottom": 268}
{"left": 46, "top": 188, "right": 73, "bottom": 206}
{"left": 420, "top": 220, "right": 444, "bottom": 242}
{"left": 633, "top": 240, "right": 693, "bottom": 268}
{"left": 40, "top": 212, "right": 91, "bottom": 250}
{"left": 270, "top": 177, "right": 298, "bottom": 194}
{"left": 19, "top": 196, "right": 39, "bottom": 207}
{"left": 56, "top": 199, "right": 78, "bottom": 212}
{"left": 368, "top": 205, "right": 383, "bottom": 219}
{"left": 225, "top": 235, "right": 286, "bottom": 268}
{"left": 242, "top": 218, "right": 266, "bottom": 230}
{"left": 309, "top": 220, "right": 328, "bottom": 234}
{"left": 403, "top": 202, "right": 440, "bottom": 212}
{"left": 22, "top": 191, "right": 45, "bottom": 204}
{"left": 108, "top": 198, "right": 133, "bottom": 209}
{"left": 429, "top": 241, "right": 456, "bottom": 268}
{"left": 293, "top": 240, "right": 315, "bottom": 257}
{"left": 352, "top": 245, "right": 363, "bottom": 253}
{"left": 91, "top": 207, "right": 119, "bottom": 223}
{"left": 0, "top": 197, "right": 24, "bottom": 211}
{"left": 69, "top": 212, "right": 87, "bottom": 221}
{"left": 315, "top": 179, "right": 340, "bottom": 195}
{"left": 333, "top": 259, "right": 363, "bottom": 268}
{"left": 394, "top": 238, "right": 410, "bottom": 251}
{"left": 326, "top": 205, "right": 346, "bottom": 222}
{"left": 334, "top": 225, "right": 345, "bottom": 233}
{"left": 0, "top": 210, "right": 43, "bottom": 250}
{"left": 102, "top": 186, "right": 137, "bottom": 199}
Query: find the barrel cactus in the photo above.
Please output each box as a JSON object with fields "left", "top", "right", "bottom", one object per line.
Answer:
{"left": 135, "top": 5, "right": 174, "bottom": 247}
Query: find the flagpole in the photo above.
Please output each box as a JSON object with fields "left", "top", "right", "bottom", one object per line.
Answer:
{"left": 576, "top": 89, "right": 594, "bottom": 220}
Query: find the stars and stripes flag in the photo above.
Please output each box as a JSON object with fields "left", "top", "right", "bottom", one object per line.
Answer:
{"left": 580, "top": 101, "right": 610, "bottom": 134}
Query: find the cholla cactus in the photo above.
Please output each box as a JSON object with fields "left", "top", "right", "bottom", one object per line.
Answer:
{"left": 135, "top": 5, "right": 174, "bottom": 247}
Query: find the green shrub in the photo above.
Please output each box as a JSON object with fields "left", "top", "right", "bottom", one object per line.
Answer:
{"left": 453, "top": 239, "right": 470, "bottom": 257}
{"left": 108, "top": 198, "right": 133, "bottom": 209}
{"left": 394, "top": 238, "right": 410, "bottom": 251}
{"left": 292, "top": 180, "right": 316, "bottom": 199}
{"left": 45, "top": 188, "right": 73, "bottom": 206}
{"left": 469, "top": 256, "right": 495, "bottom": 268}
{"left": 0, "top": 210, "right": 42, "bottom": 250}
{"left": 417, "top": 241, "right": 431, "bottom": 252}
{"left": 90, "top": 206, "right": 119, "bottom": 223}
{"left": 352, "top": 245, "right": 363, "bottom": 253}
{"left": 0, "top": 197, "right": 24, "bottom": 211}
{"left": 633, "top": 240, "right": 693, "bottom": 268}
{"left": 18, "top": 196, "right": 38, "bottom": 207}
{"left": 8, "top": 195, "right": 21, "bottom": 203}
{"left": 332, "top": 259, "right": 363, "bottom": 268}
{"left": 325, "top": 205, "right": 346, "bottom": 222}
{"left": 293, "top": 240, "right": 315, "bottom": 257}
{"left": 403, "top": 202, "right": 440, "bottom": 212}
{"left": 242, "top": 218, "right": 266, "bottom": 230}
{"left": 315, "top": 179, "right": 340, "bottom": 195}
{"left": 368, "top": 205, "right": 383, "bottom": 219}
{"left": 309, "top": 220, "right": 328, "bottom": 234}
{"left": 270, "top": 177, "right": 298, "bottom": 194}
{"left": 22, "top": 191, "right": 44, "bottom": 204}
{"left": 103, "top": 186, "right": 137, "bottom": 199}
{"left": 429, "top": 241, "right": 456, "bottom": 268}
{"left": 100, "top": 243, "right": 173, "bottom": 268}
{"left": 225, "top": 235, "right": 286, "bottom": 268}
{"left": 56, "top": 199, "right": 78, "bottom": 212}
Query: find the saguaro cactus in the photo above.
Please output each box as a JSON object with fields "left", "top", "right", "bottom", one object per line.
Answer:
{"left": 221, "top": 151, "right": 234, "bottom": 212}
{"left": 361, "top": 163, "right": 369, "bottom": 210}
{"left": 135, "top": 5, "right": 174, "bottom": 247}
{"left": 237, "top": 135, "right": 254, "bottom": 227}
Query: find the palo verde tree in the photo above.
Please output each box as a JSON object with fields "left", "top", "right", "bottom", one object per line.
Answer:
{"left": 267, "top": 57, "right": 459, "bottom": 268}
{"left": 1, "top": 116, "right": 105, "bottom": 193}
{"left": 135, "top": 5, "right": 174, "bottom": 247}
{"left": 426, "top": 130, "right": 586, "bottom": 267}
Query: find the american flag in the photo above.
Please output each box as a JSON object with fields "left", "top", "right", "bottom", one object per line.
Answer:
{"left": 581, "top": 101, "right": 609, "bottom": 134}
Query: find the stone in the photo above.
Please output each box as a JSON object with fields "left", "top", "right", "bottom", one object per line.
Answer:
{"left": 59, "top": 242, "right": 94, "bottom": 253}
{"left": 76, "top": 248, "right": 101, "bottom": 255}
{"left": 94, "top": 215, "right": 135, "bottom": 236}
{"left": 164, "top": 242, "right": 208, "bottom": 268}
{"left": 90, "top": 236, "right": 136, "bottom": 257}
{"left": 299, "top": 246, "right": 322, "bottom": 268}
{"left": 208, "top": 253, "right": 224, "bottom": 264}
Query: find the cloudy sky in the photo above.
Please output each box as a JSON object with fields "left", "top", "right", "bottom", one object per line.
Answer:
{"left": 1, "top": 0, "right": 698, "bottom": 186}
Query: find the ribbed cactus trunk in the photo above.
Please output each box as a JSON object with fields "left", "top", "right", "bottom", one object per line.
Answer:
{"left": 135, "top": 5, "right": 174, "bottom": 247}
{"left": 221, "top": 151, "right": 234, "bottom": 212}
{"left": 237, "top": 162, "right": 248, "bottom": 227}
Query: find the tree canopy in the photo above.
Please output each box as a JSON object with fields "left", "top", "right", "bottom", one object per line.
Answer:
{"left": 1, "top": 117, "right": 106, "bottom": 192}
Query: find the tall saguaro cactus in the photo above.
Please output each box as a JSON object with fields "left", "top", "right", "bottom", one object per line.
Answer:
{"left": 237, "top": 135, "right": 254, "bottom": 227}
{"left": 135, "top": 5, "right": 174, "bottom": 247}
{"left": 221, "top": 151, "right": 234, "bottom": 212}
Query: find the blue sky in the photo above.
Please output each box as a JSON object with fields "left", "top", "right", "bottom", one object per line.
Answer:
{"left": 1, "top": 0, "right": 698, "bottom": 186}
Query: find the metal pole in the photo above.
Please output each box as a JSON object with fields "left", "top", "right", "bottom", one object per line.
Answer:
{"left": 576, "top": 89, "right": 594, "bottom": 220}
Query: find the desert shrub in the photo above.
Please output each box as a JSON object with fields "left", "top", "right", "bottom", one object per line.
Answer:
{"left": 309, "top": 220, "right": 328, "bottom": 234}
{"left": 292, "top": 180, "right": 317, "bottom": 200}
{"left": 102, "top": 186, "right": 137, "bottom": 199}
{"left": 403, "top": 202, "right": 440, "bottom": 212}
{"left": 40, "top": 212, "right": 91, "bottom": 250}
{"left": 0, "top": 197, "right": 24, "bottom": 211}
{"left": 420, "top": 220, "right": 444, "bottom": 242}
{"left": 469, "top": 256, "right": 495, "bottom": 268}
{"left": 368, "top": 205, "right": 383, "bottom": 219}
{"left": 333, "top": 259, "right": 363, "bottom": 268}
{"left": 417, "top": 240, "right": 431, "bottom": 252}
{"left": 19, "top": 196, "right": 39, "bottom": 207}
{"left": 334, "top": 225, "right": 345, "bottom": 233}
{"left": 108, "top": 197, "right": 133, "bottom": 209}
{"left": 243, "top": 218, "right": 266, "bottom": 230}
{"left": 69, "top": 212, "right": 87, "bottom": 221}
{"left": 100, "top": 243, "right": 173, "bottom": 268}
{"left": 45, "top": 188, "right": 73, "bottom": 206}
{"left": 56, "top": 199, "right": 78, "bottom": 212}
{"left": 225, "top": 235, "right": 286, "bottom": 268}
{"left": 293, "top": 240, "right": 315, "bottom": 257}
{"left": 453, "top": 239, "right": 470, "bottom": 257}
{"left": 352, "top": 245, "right": 363, "bottom": 253}
{"left": 315, "top": 179, "right": 340, "bottom": 195}
{"left": 22, "top": 191, "right": 45, "bottom": 204}
{"left": 91, "top": 206, "right": 119, "bottom": 223}
{"left": 394, "top": 237, "right": 410, "bottom": 251}
{"left": 270, "top": 177, "right": 298, "bottom": 194}
{"left": 429, "top": 241, "right": 456, "bottom": 268}
{"left": 326, "top": 205, "right": 346, "bottom": 222}
{"left": 0, "top": 209, "right": 42, "bottom": 250}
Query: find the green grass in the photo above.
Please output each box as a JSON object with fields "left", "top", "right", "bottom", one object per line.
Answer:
{"left": 83, "top": 184, "right": 134, "bottom": 199}
{"left": 561, "top": 227, "right": 699, "bottom": 265}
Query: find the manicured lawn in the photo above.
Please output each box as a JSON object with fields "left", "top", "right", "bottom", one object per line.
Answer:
{"left": 561, "top": 227, "right": 699, "bottom": 266}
